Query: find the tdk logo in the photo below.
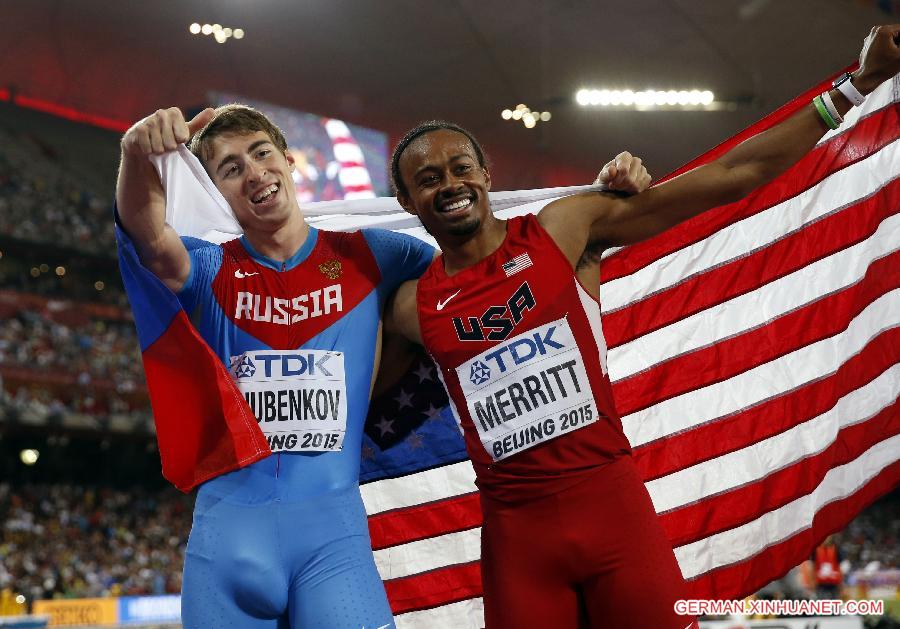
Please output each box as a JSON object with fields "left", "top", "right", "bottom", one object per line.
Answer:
{"left": 231, "top": 352, "right": 334, "bottom": 379}
{"left": 480, "top": 326, "right": 564, "bottom": 375}
{"left": 231, "top": 355, "right": 257, "bottom": 378}
{"left": 469, "top": 360, "right": 491, "bottom": 385}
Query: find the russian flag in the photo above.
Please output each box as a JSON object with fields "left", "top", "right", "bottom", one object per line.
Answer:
{"left": 116, "top": 218, "right": 269, "bottom": 492}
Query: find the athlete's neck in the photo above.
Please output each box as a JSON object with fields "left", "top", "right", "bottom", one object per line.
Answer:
{"left": 242, "top": 212, "right": 311, "bottom": 263}
{"left": 440, "top": 215, "right": 507, "bottom": 276}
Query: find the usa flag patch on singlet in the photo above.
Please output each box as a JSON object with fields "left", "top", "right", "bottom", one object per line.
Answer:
{"left": 502, "top": 252, "right": 533, "bottom": 277}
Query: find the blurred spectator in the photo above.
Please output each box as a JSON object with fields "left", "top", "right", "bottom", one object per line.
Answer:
{"left": 812, "top": 535, "right": 843, "bottom": 599}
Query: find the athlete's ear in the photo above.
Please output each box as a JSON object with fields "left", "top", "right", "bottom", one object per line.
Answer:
{"left": 483, "top": 167, "right": 491, "bottom": 192}
{"left": 284, "top": 150, "right": 296, "bottom": 170}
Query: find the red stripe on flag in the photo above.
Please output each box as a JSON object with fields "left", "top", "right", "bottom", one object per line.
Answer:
{"left": 369, "top": 492, "right": 482, "bottom": 550}
{"left": 601, "top": 101, "right": 898, "bottom": 284}
{"left": 659, "top": 406, "right": 899, "bottom": 546}
{"left": 605, "top": 180, "right": 900, "bottom": 349}
{"left": 385, "top": 561, "right": 482, "bottom": 615}
{"left": 684, "top": 461, "right": 899, "bottom": 600}
{"left": 633, "top": 327, "right": 900, "bottom": 481}
{"left": 616, "top": 248, "right": 900, "bottom": 418}
{"left": 336, "top": 161, "right": 366, "bottom": 169}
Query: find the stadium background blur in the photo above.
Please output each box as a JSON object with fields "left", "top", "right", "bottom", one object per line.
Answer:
{"left": 1, "top": 1, "right": 898, "bottom": 627}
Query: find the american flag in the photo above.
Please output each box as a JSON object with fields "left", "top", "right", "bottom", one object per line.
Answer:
{"left": 501, "top": 252, "right": 533, "bottom": 277}
{"left": 354, "top": 73, "right": 900, "bottom": 627}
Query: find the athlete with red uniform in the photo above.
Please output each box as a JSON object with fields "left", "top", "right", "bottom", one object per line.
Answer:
{"left": 386, "top": 26, "right": 900, "bottom": 628}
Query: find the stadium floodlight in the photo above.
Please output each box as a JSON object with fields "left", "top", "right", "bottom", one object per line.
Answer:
{"left": 20, "top": 449, "right": 39, "bottom": 465}
{"left": 575, "top": 88, "right": 718, "bottom": 110}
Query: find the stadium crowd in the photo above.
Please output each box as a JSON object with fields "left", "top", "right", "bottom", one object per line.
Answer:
{"left": 0, "top": 124, "right": 115, "bottom": 255}
{"left": 0, "top": 302, "right": 149, "bottom": 423}
{"left": 0, "top": 483, "right": 191, "bottom": 601}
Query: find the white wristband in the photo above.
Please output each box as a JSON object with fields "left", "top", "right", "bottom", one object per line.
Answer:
{"left": 821, "top": 90, "right": 843, "bottom": 125}
{"left": 834, "top": 73, "right": 865, "bottom": 107}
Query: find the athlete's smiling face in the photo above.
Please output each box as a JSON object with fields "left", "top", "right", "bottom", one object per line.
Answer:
{"left": 205, "top": 130, "right": 298, "bottom": 232}
{"left": 397, "top": 129, "right": 492, "bottom": 240}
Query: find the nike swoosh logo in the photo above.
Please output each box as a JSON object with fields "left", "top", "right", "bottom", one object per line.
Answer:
{"left": 234, "top": 270, "right": 259, "bottom": 279}
{"left": 436, "top": 289, "right": 461, "bottom": 311}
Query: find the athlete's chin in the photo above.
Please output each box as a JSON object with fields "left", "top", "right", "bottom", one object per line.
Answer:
{"left": 446, "top": 217, "right": 481, "bottom": 237}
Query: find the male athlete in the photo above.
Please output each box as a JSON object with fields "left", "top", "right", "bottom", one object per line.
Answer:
{"left": 385, "top": 25, "right": 900, "bottom": 629}
{"left": 116, "top": 104, "right": 648, "bottom": 628}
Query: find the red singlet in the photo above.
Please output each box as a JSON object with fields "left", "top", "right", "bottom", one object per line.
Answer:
{"left": 417, "top": 215, "right": 695, "bottom": 629}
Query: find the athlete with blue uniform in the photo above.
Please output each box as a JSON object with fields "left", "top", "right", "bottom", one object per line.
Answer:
{"left": 117, "top": 105, "right": 435, "bottom": 629}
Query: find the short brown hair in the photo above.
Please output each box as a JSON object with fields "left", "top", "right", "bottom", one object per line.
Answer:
{"left": 189, "top": 104, "right": 288, "bottom": 166}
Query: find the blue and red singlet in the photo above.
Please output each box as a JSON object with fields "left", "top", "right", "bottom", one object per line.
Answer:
{"left": 416, "top": 214, "right": 695, "bottom": 629}
{"left": 177, "top": 227, "right": 433, "bottom": 629}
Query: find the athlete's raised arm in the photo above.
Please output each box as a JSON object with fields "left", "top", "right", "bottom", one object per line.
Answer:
{"left": 541, "top": 25, "right": 900, "bottom": 267}
{"left": 116, "top": 107, "right": 214, "bottom": 292}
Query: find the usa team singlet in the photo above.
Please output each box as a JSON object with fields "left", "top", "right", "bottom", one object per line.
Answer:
{"left": 177, "top": 227, "right": 434, "bottom": 629}
{"left": 416, "top": 214, "right": 694, "bottom": 629}
{"left": 417, "top": 213, "right": 632, "bottom": 504}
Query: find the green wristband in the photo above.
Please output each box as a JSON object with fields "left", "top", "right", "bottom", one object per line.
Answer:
{"left": 813, "top": 95, "right": 839, "bottom": 130}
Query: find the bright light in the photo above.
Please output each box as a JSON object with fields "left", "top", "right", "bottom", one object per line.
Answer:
{"left": 15, "top": 595, "right": 25, "bottom": 605}
{"left": 55, "top": 266, "right": 65, "bottom": 276}
{"left": 576, "top": 87, "right": 716, "bottom": 109}
{"left": 189, "top": 23, "right": 201, "bottom": 34}
{"left": 30, "top": 267, "right": 40, "bottom": 277}
{"left": 223, "top": 28, "right": 233, "bottom": 37}
{"left": 233, "top": 28, "right": 244, "bottom": 39}
{"left": 212, "top": 23, "right": 222, "bottom": 32}
{"left": 20, "top": 449, "right": 39, "bottom": 465}
{"left": 201, "top": 23, "right": 213, "bottom": 35}
{"left": 214, "top": 31, "right": 227, "bottom": 43}
{"left": 502, "top": 103, "right": 551, "bottom": 127}
{"left": 94, "top": 280, "right": 105, "bottom": 291}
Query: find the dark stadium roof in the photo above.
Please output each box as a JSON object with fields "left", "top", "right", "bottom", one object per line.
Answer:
{"left": 1, "top": 0, "right": 891, "bottom": 186}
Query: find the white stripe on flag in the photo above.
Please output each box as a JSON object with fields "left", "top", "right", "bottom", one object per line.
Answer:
{"left": 373, "top": 527, "right": 481, "bottom": 580}
{"left": 674, "top": 434, "right": 900, "bottom": 579}
{"left": 622, "top": 289, "right": 900, "bottom": 447}
{"left": 609, "top": 211, "right": 900, "bottom": 382}
{"left": 396, "top": 597, "right": 485, "bottom": 629}
{"left": 646, "top": 364, "right": 900, "bottom": 513}
{"left": 602, "top": 145, "right": 898, "bottom": 313}
{"left": 361, "top": 461, "right": 476, "bottom": 515}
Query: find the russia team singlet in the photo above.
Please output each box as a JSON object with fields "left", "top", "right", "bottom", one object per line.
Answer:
{"left": 417, "top": 214, "right": 631, "bottom": 503}
{"left": 177, "top": 226, "right": 434, "bottom": 498}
